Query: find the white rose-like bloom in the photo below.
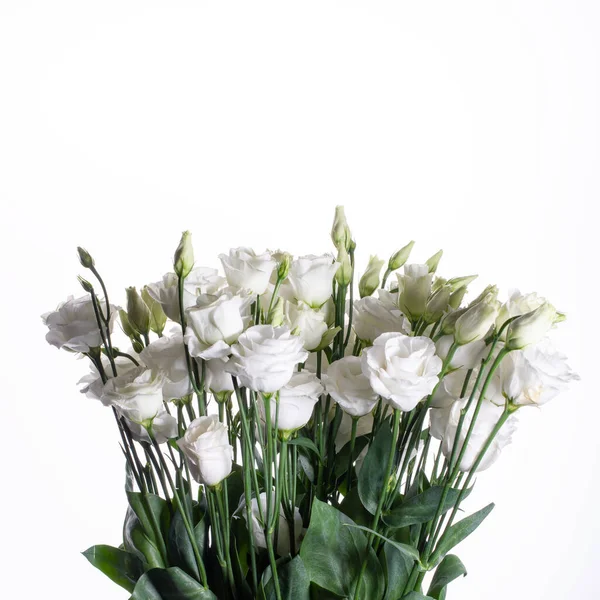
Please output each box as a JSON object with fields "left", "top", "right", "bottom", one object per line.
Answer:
{"left": 435, "top": 335, "right": 486, "bottom": 370}
{"left": 500, "top": 337, "right": 579, "bottom": 406}
{"left": 184, "top": 291, "right": 252, "bottom": 359}
{"left": 139, "top": 331, "right": 192, "bottom": 401}
{"left": 177, "top": 415, "right": 233, "bottom": 487}
{"left": 42, "top": 295, "right": 117, "bottom": 352}
{"left": 219, "top": 247, "right": 277, "bottom": 295}
{"left": 287, "top": 301, "right": 328, "bottom": 351}
{"left": 496, "top": 289, "right": 545, "bottom": 331}
{"left": 325, "top": 356, "right": 378, "bottom": 417}
{"left": 286, "top": 254, "right": 340, "bottom": 309}
{"left": 147, "top": 268, "right": 226, "bottom": 323}
{"left": 260, "top": 370, "right": 323, "bottom": 432}
{"left": 226, "top": 325, "right": 309, "bottom": 393}
{"left": 397, "top": 264, "right": 433, "bottom": 321}
{"left": 101, "top": 367, "right": 166, "bottom": 423}
{"left": 353, "top": 295, "right": 410, "bottom": 345}
{"left": 361, "top": 332, "right": 443, "bottom": 412}
{"left": 127, "top": 407, "right": 178, "bottom": 444}
{"left": 439, "top": 397, "right": 518, "bottom": 472}
{"left": 78, "top": 354, "right": 141, "bottom": 402}
{"left": 243, "top": 492, "right": 303, "bottom": 556}
{"left": 205, "top": 358, "right": 235, "bottom": 394}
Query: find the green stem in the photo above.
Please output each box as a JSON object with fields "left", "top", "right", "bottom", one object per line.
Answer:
{"left": 345, "top": 416, "right": 359, "bottom": 493}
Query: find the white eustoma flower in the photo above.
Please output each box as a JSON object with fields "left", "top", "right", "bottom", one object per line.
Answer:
{"left": 429, "top": 369, "right": 469, "bottom": 409}
{"left": 243, "top": 492, "right": 303, "bottom": 556}
{"left": 361, "top": 332, "right": 443, "bottom": 412}
{"left": 126, "top": 407, "right": 178, "bottom": 444}
{"left": 226, "top": 325, "right": 309, "bottom": 393}
{"left": 177, "top": 415, "right": 233, "bottom": 486}
{"left": 78, "top": 354, "right": 141, "bottom": 402}
{"left": 505, "top": 303, "right": 558, "bottom": 350}
{"left": 286, "top": 254, "right": 339, "bottom": 309}
{"left": 435, "top": 335, "right": 486, "bottom": 370}
{"left": 287, "top": 301, "right": 328, "bottom": 351}
{"left": 139, "top": 331, "right": 192, "bottom": 401}
{"left": 325, "top": 356, "right": 378, "bottom": 417}
{"left": 101, "top": 367, "right": 166, "bottom": 423}
{"left": 147, "top": 268, "right": 225, "bottom": 323}
{"left": 496, "top": 289, "right": 545, "bottom": 331}
{"left": 258, "top": 370, "right": 323, "bottom": 432}
{"left": 353, "top": 294, "right": 410, "bottom": 345}
{"left": 219, "top": 247, "right": 277, "bottom": 295}
{"left": 42, "top": 295, "right": 117, "bottom": 352}
{"left": 205, "top": 358, "right": 235, "bottom": 395}
{"left": 397, "top": 264, "right": 432, "bottom": 321}
{"left": 184, "top": 291, "right": 253, "bottom": 360}
{"left": 500, "top": 337, "right": 579, "bottom": 406}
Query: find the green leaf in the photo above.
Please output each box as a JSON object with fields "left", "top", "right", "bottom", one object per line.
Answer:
{"left": 167, "top": 506, "right": 207, "bottom": 580}
{"left": 383, "top": 486, "right": 471, "bottom": 529}
{"left": 333, "top": 435, "right": 369, "bottom": 479}
{"left": 428, "top": 555, "right": 467, "bottom": 599}
{"left": 288, "top": 436, "right": 322, "bottom": 461}
{"left": 430, "top": 503, "right": 494, "bottom": 567}
{"left": 130, "top": 567, "right": 217, "bottom": 599}
{"left": 263, "top": 555, "right": 311, "bottom": 600}
{"left": 358, "top": 420, "right": 392, "bottom": 515}
{"left": 403, "top": 593, "right": 435, "bottom": 600}
{"left": 342, "top": 523, "right": 419, "bottom": 561}
{"left": 123, "top": 506, "right": 165, "bottom": 569}
{"left": 339, "top": 487, "right": 371, "bottom": 527}
{"left": 127, "top": 492, "right": 170, "bottom": 542}
{"left": 300, "top": 500, "right": 384, "bottom": 599}
{"left": 83, "top": 545, "right": 144, "bottom": 593}
{"left": 297, "top": 451, "right": 315, "bottom": 483}
{"left": 380, "top": 541, "right": 413, "bottom": 600}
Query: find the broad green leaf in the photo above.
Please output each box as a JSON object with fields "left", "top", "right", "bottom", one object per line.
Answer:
{"left": 430, "top": 503, "right": 494, "bottom": 567}
{"left": 339, "top": 486, "right": 371, "bottom": 527}
{"left": 333, "top": 435, "right": 369, "bottom": 479}
{"left": 167, "top": 506, "right": 207, "bottom": 580}
{"left": 383, "top": 486, "right": 471, "bottom": 529}
{"left": 380, "top": 541, "right": 413, "bottom": 600}
{"left": 288, "top": 436, "right": 322, "bottom": 461}
{"left": 130, "top": 567, "right": 217, "bottom": 599}
{"left": 403, "top": 593, "right": 435, "bottom": 600}
{"left": 300, "top": 500, "right": 384, "bottom": 599}
{"left": 127, "top": 492, "right": 170, "bottom": 542}
{"left": 124, "top": 506, "right": 165, "bottom": 569}
{"left": 263, "top": 555, "right": 311, "bottom": 600}
{"left": 358, "top": 420, "right": 392, "bottom": 514}
{"left": 224, "top": 466, "right": 245, "bottom": 516}
{"left": 297, "top": 451, "right": 315, "bottom": 483}
{"left": 83, "top": 545, "right": 143, "bottom": 593}
{"left": 342, "top": 523, "right": 419, "bottom": 561}
{"left": 428, "top": 555, "right": 467, "bottom": 599}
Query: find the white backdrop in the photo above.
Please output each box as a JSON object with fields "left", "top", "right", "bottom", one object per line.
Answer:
{"left": 0, "top": 1, "right": 597, "bottom": 598}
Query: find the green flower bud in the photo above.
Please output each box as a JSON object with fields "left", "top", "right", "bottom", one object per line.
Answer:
{"left": 468, "top": 285, "right": 498, "bottom": 308}
{"left": 431, "top": 276, "right": 448, "bottom": 293}
{"left": 505, "top": 302, "right": 558, "bottom": 350}
{"left": 142, "top": 286, "right": 167, "bottom": 335}
{"left": 454, "top": 294, "right": 500, "bottom": 345}
{"left": 397, "top": 264, "right": 432, "bottom": 321}
{"left": 126, "top": 286, "right": 150, "bottom": 336}
{"left": 77, "top": 275, "right": 94, "bottom": 293}
{"left": 424, "top": 285, "right": 452, "bottom": 324}
{"left": 358, "top": 255, "right": 385, "bottom": 298}
{"left": 77, "top": 246, "right": 95, "bottom": 269}
{"left": 119, "top": 309, "right": 137, "bottom": 338}
{"left": 448, "top": 286, "right": 468, "bottom": 310}
{"left": 132, "top": 339, "right": 144, "bottom": 354}
{"left": 440, "top": 307, "right": 468, "bottom": 335}
{"left": 173, "top": 231, "right": 194, "bottom": 278}
{"left": 447, "top": 275, "right": 478, "bottom": 292}
{"left": 277, "top": 252, "right": 293, "bottom": 281}
{"left": 388, "top": 241, "right": 415, "bottom": 272}
{"left": 335, "top": 246, "right": 353, "bottom": 287}
{"left": 331, "top": 205, "right": 353, "bottom": 251}
{"left": 425, "top": 249, "right": 443, "bottom": 273}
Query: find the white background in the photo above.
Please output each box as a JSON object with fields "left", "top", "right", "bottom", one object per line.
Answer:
{"left": 0, "top": 1, "right": 597, "bottom": 598}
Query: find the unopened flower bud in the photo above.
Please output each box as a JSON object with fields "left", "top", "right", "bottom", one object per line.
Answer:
{"left": 359, "top": 255, "right": 384, "bottom": 298}
{"left": 126, "top": 286, "right": 150, "bottom": 336}
{"left": 174, "top": 231, "right": 194, "bottom": 279}
{"left": 142, "top": 286, "right": 167, "bottom": 335}
{"left": 425, "top": 249, "right": 443, "bottom": 273}
{"left": 469, "top": 285, "right": 498, "bottom": 308}
{"left": 119, "top": 309, "right": 137, "bottom": 338}
{"left": 447, "top": 275, "right": 478, "bottom": 292}
{"left": 77, "top": 275, "right": 94, "bottom": 293}
{"left": 397, "top": 264, "right": 432, "bottom": 321}
{"left": 331, "top": 205, "right": 353, "bottom": 251}
{"left": 449, "top": 286, "right": 468, "bottom": 310}
{"left": 440, "top": 307, "right": 468, "bottom": 335}
{"left": 77, "top": 246, "right": 95, "bottom": 269}
{"left": 277, "top": 252, "right": 293, "bottom": 281}
{"left": 335, "top": 246, "right": 352, "bottom": 287}
{"left": 388, "top": 241, "right": 415, "bottom": 272}
{"left": 424, "top": 285, "right": 452, "bottom": 324}
{"left": 132, "top": 339, "right": 144, "bottom": 354}
{"left": 454, "top": 294, "right": 500, "bottom": 345}
{"left": 505, "top": 302, "right": 558, "bottom": 350}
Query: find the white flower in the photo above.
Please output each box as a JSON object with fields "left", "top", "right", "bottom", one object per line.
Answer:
{"left": 430, "top": 368, "right": 470, "bottom": 409}
{"left": 286, "top": 301, "right": 328, "bottom": 351}
{"left": 353, "top": 294, "right": 410, "bottom": 345}
{"left": 205, "top": 358, "right": 235, "bottom": 395}
{"left": 397, "top": 264, "right": 432, "bottom": 321}
{"left": 146, "top": 268, "right": 225, "bottom": 323}
{"left": 219, "top": 247, "right": 277, "bottom": 295}
{"left": 496, "top": 289, "right": 545, "bottom": 331}
{"left": 177, "top": 415, "right": 233, "bottom": 486}
{"left": 139, "top": 331, "right": 192, "bottom": 401}
{"left": 505, "top": 302, "right": 558, "bottom": 350}
{"left": 500, "top": 338, "right": 579, "bottom": 406}
{"left": 325, "top": 356, "right": 378, "bottom": 417}
{"left": 78, "top": 354, "right": 141, "bottom": 402}
{"left": 101, "top": 367, "right": 166, "bottom": 423}
{"left": 226, "top": 325, "right": 309, "bottom": 393}
{"left": 361, "top": 332, "right": 442, "bottom": 412}
{"left": 260, "top": 370, "right": 323, "bottom": 432}
{"left": 184, "top": 291, "right": 252, "bottom": 359}
{"left": 435, "top": 335, "right": 486, "bottom": 370}
{"left": 243, "top": 492, "right": 303, "bottom": 556}
{"left": 126, "top": 407, "right": 178, "bottom": 444}
{"left": 286, "top": 254, "right": 339, "bottom": 309}
{"left": 454, "top": 296, "right": 499, "bottom": 345}
{"left": 438, "top": 397, "right": 517, "bottom": 472}
{"left": 42, "top": 295, "right": 117, "bottom": 352}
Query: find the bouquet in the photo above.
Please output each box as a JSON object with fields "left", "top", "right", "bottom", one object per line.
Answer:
{"left": 42, "top": 207, "right": 578, "bottom": 600}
